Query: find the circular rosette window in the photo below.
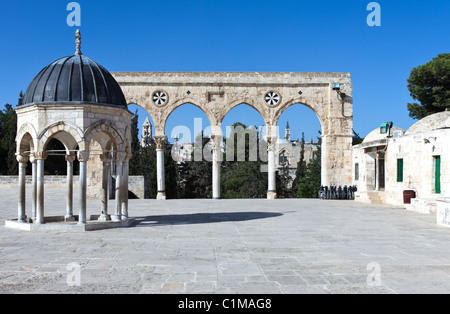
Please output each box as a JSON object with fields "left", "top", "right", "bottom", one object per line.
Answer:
{"left": 152, "top": 91, "right": 168, "bottom": 106}
{"left": 264, "top": 91, "right": 281, "bottom": 106}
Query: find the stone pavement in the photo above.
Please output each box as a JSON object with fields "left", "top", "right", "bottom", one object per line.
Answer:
{"left": 1, "top": 188, "right": 450, "bottom": 294}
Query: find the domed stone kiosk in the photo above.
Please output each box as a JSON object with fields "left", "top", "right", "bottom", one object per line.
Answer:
{"left": 7, "top": 30, "right": 134, "bottom": 231}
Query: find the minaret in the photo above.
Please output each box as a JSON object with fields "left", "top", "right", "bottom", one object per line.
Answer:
{"left": 285, "top": 121, "right": 291, "bottom": 142}
{"left": 141, "top": 116, "right": 152, "bottom": 147}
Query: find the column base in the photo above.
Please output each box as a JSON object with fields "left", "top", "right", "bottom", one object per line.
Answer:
{"left": 157, "top": 192, "right": 166, "bottom": 200}
{"left": 267, "top": 191, "right": 277, "bottom": 199}
{"left": 65, "top": 215, "right": 76, "bottom": 222}
{"left": 98, "top": 214, "right": 111, "bottom": 222}
{"left": 111, "top": 215, "right": 122, "bottom": 222}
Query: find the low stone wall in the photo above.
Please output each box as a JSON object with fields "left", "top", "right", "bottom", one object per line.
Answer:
{"left": 127, "top": 176, "right": 145, "bottom": 199}
{"left": 0, "top": 176, "right": 79, "bottom": 189}
{"left": 0, "top": 176, "right": 145, "bottom": 199}
{"left": 407, "top": 198, "right": 437, "bottom": 215}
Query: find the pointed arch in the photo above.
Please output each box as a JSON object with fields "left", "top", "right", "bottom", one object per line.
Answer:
{"left": 273, "top": 99, "right": 324, "bottom": 134}
{"left": 84, "top": 120, "right": 126, "bottom": 154}
{"left": 38, "top": 121, "right": 85, "bottom": 152}
{"left": 163, "top": 99, "right": 216, "bottom": 133}
{"left": 16, "top": 122, "right": 38, "bottom": 155}
{"left": 221, "top": 100, "right": 267, "bottom": 125}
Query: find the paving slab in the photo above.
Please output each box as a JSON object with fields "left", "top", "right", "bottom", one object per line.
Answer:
{"left": 1, "top": 188, "right": 450, "bottom": 294}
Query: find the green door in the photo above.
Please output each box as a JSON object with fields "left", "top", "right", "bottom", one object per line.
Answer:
{"left": 435, "top": 156, "right": 441, "bottom": 194}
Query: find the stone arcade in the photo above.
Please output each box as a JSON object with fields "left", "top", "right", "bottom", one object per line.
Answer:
{"left": 113, "top": 71, "right": 354, "bottom": 200}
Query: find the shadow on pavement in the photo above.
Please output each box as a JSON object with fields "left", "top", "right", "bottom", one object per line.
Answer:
{"left": 133, "top": 211, "right": 283, "bottom": 227}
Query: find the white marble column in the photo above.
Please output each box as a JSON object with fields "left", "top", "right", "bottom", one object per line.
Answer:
{"left": 121, "top": 158, "right": 129, "bottom": 219}
{"left": 65, "top": 154, "right": 76, "bottom": 221}
{"left": 266, "top": 136, "right": 278, "bottom": 199}
{"left": 35, "top": 152, "right": 47, "bottom": 224}
{"left": 113, "top": 153, "right": 126, "bottom": 221}
{"left": 109, "top": 158, "right": 114, "bottom": 200}
{"left": 30, "top": 155, "right": 37, "bottom": 221}
{"left": 78, "top": 150, "right": 89, "bottom": 225}
{"left": 211, "top": 134, "right": 222, "bottom": 200}
{"left": 99, "top": 154, "right": 112, "bottom": 221}
{"left": 155, "top": 136, "right": 166, "bottom": 200}
{"left": 16, "top": 154, "right": 29, "bottom": 222}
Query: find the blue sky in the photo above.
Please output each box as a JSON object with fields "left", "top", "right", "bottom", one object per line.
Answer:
{"left": 1, "top": 0, "right": 449, "bottom": 143}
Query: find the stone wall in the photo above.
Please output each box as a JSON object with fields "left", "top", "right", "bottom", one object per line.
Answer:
{"left": 383, "top": 128, "right": 450, "bottom": 205}
{"left": 0, "top": 176, "right": 145, "bottom": 200}
{"left": 353, "top": 128, "right": 450, "bottom": 207}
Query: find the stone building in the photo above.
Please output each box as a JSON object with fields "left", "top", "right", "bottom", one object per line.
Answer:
{"left": 10, "top": 30, "right": 133, "bottom": 230}
{"left": 276, "top": 121, "right": 318, "bottom": 169}
{"left": 353, "top": 111, "right": 450, "bottom": 211}
{"left": 141, "top": 116, "right": 152, "bottom": 147}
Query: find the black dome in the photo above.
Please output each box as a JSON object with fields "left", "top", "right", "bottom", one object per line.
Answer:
{"left": 22, "top": 55, "right": 127, "bottom": 108}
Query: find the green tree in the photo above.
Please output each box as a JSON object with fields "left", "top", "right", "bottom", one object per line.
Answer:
{"left": 0, "top": 92, "right": 22, "bottom": 175}
{"left": 177, "top": 132, "right": 212, "bottom": 198}
{"left": 138, "top": 140, "right": 157, "bottom": 199}
{"left": 291, "top": 132, "right": 306, "bottom": 195}
{"left": 128, "top": 110, "right": 141, "bottom": 176}
{"left": 276, "top": 164, "right": 293, "bottom": 199}
{"left": 297, "top": 131, "right": 322, "bottom": 198}
{"left": 164, "top": 141, "right": 178, "bottom": 199}
{"left": 221, "top": 123, "right": 267, "bottom": 199}
{"left": 407, "top": 53, "right": 450, "bottom": 120}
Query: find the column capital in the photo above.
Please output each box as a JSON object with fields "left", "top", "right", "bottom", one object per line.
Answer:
{"left": 29, "top": 153, "right": 37, "bottom": 164}
{"left": 265, "top": 135, "right": 278, "bottom": 143}
{"left": 265, "top": 136, "right": 278, "bottom": 151}
{"left": 115, "top": 152, "right": 127, "bottom": 163}
{"left": 211, "top": 134, "right": 223, "bottom": 150}
{"left": 33, "top": 151, "right": 48, "bottom": 161}
{"left": 65, "top": 154, "right": 76, "bottom": 163}
{"left": 77, "top": 150, "right": 90, "bottom": 162}
{"left": 154, "top": 135, "right": 167, "bottom": 150}
{"left": 100, "top": 153, "right": 112, "bottom": 163}
{"left": 16, "top": 154, "right": 29, "bottom": 164}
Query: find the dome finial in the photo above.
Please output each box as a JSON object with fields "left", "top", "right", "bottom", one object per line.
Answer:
{"left": 75, "top": 29, "right": 82, "bottom": 55}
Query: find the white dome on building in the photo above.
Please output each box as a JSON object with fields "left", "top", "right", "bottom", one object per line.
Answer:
{"left": 405, "top": 111, "right": 450, "bottom": 135}
{"left": 362, "top": 126, "right": 406, "bottom": 143}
